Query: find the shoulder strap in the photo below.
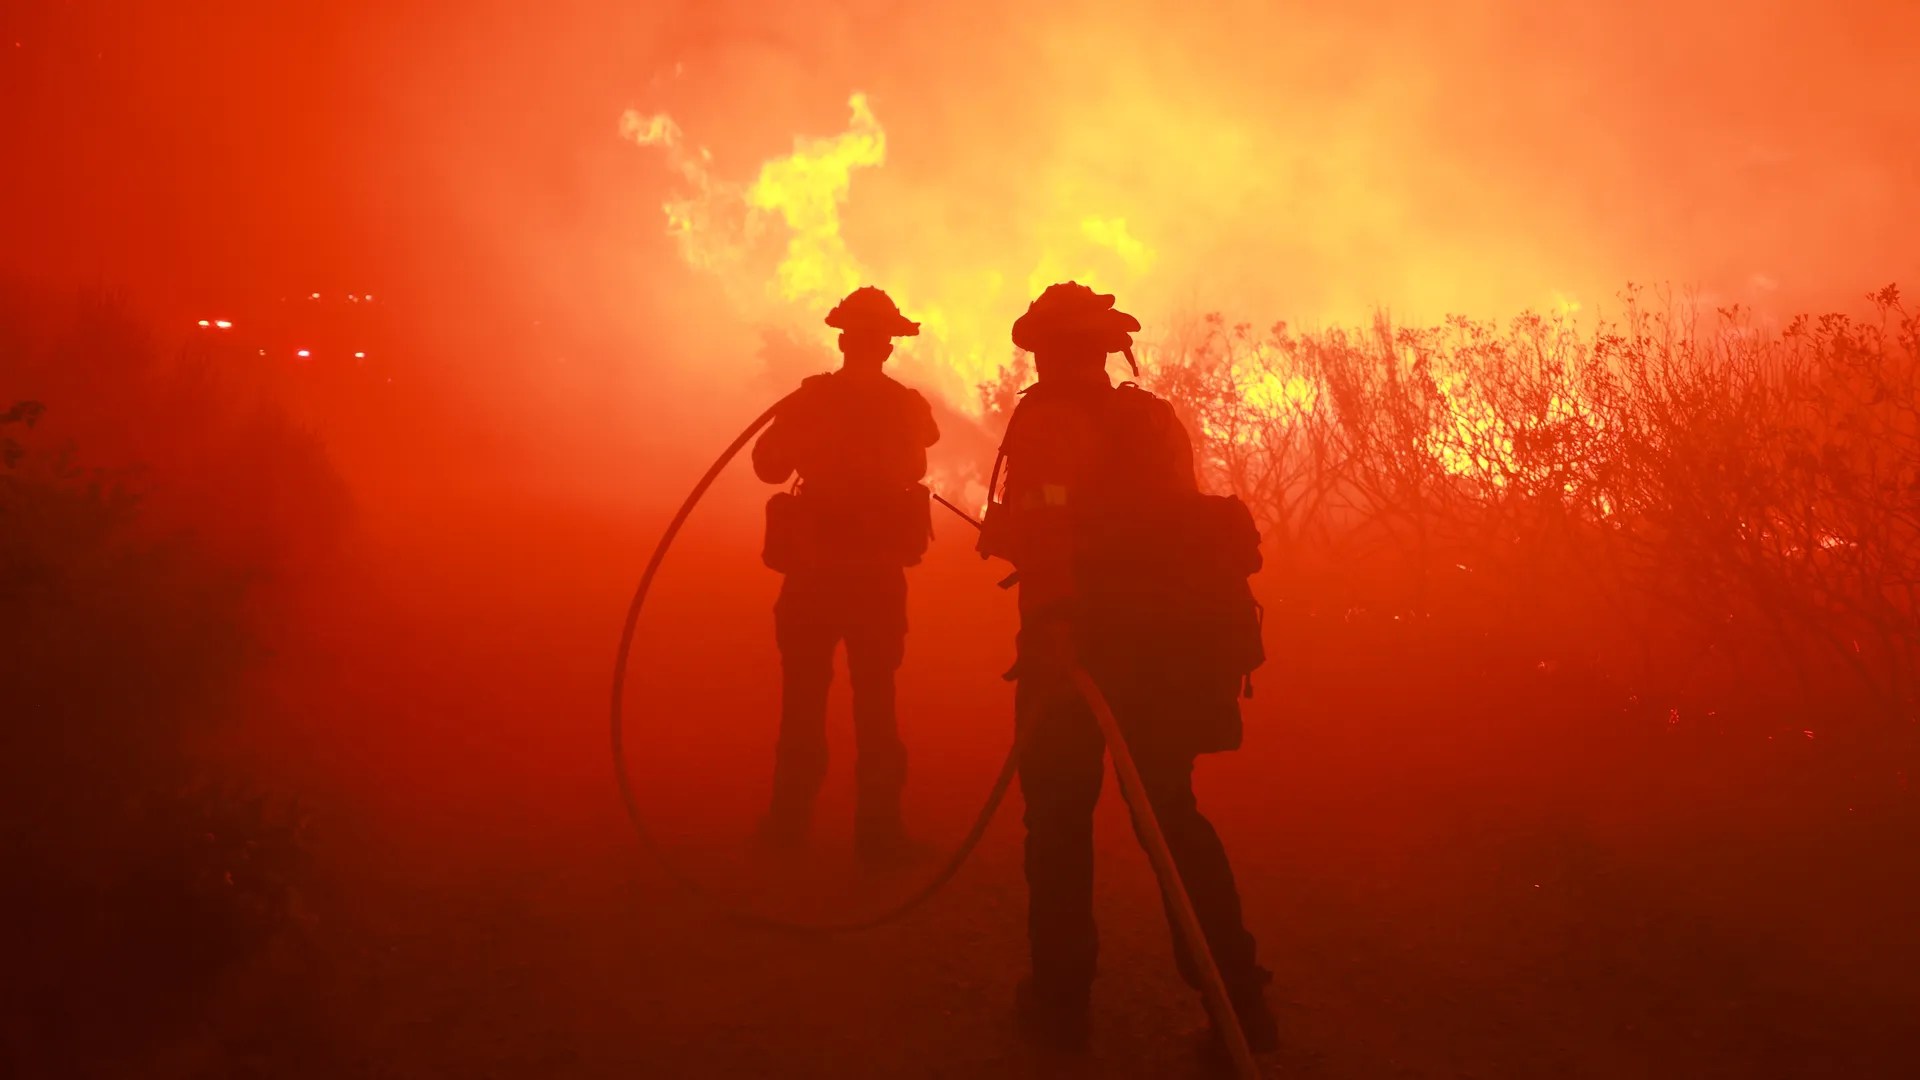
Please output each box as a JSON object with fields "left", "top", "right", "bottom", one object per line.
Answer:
{"left": 987, "top": 413, "right": 1019, "bottom": 505}
{"left": 784, "top": 372, "right": 834, "bottom": 413}
{"left": 986, "top": 390, "right": 1045, "bottom": 505}
{"left": 1101, "top": 382, "right": 1167, "bottom": 447}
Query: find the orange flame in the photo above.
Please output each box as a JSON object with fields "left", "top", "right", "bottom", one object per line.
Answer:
{"left": 622, "top": 94, "right": 1159, "bottom": 413}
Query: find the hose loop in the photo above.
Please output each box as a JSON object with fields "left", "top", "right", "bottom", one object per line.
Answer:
{"left": 610, "top": 395, "right": 1023, "bottom": 934}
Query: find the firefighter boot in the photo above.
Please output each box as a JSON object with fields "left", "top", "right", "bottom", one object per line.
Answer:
{"left": 755, "top": 760, "right": 821, "bottom": 851}
{"left": 853, "top": 745, "right": 923, "bottom": 868}
{"left": 852, "top": 798, "right": 927, "bottom": 869}
{"left": 1015, "top": 976, "right": 1090, "bottom": 1054}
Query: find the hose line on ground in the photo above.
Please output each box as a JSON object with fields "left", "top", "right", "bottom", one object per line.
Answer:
{"left": 609, "top": 400, "right": 1260, "bottom": 1076}
{"left": 1069, "top": 669, "right": 1262, "bottom": 1080}
{"left": 609, "top": 394, "right": 1027, "bottom": 934}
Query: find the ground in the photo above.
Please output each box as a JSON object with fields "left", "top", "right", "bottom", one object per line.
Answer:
{"left": 173, "top": 482, "right": 1920, "bottom": 1080}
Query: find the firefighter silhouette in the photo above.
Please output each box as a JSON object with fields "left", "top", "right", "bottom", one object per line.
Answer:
{"left": 752, "top": 287, "right": 940, "bottom": 867}
{"left": 978, "top": 283, "right": 1278, "bottom": 1059}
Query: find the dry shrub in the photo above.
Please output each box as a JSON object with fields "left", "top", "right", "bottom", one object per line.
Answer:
{"left": 1124, "top": 286, "right": 1920, "bottom": 741}
{"left": 975, "top": 286, "right": 1919, "bottom": 746}
{"left": 0, "top": 290, "right": 344, "bottom": 1071}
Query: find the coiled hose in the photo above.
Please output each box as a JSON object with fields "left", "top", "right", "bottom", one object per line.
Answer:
{"left": 609, "top": 393, "right": 1027, "bottom": 933}
{"left": 609, "top": 398, "right": 1260, "bottom": 1077}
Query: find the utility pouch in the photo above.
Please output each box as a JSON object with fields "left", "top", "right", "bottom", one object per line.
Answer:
{"left": 976, "top": 499, "right": 1021, "bottom": 564}
{"left": 763, "top": 490, "right": 812, "bottom": 573}
{"left": 769, "top": 485, "right": 931, "bottom": 572}
{"left": 888, "top": 483, "right": 934, "bottom": 568}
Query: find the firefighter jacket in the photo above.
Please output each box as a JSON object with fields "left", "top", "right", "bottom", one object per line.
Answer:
{"left": 980, "top": 375, "right": 1264, "bottom": 753}
{"left": 754, "top": 370, "right": 941, "bottom": 571}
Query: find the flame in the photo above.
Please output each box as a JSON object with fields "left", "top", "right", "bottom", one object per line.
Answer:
{"left": 623, "top": 94, "right": 1157, "bottom": 413}
{"left": 620, "top": 94, "right": 884, "bottom": 313}
{"left": 747, "top": 95, "right": 885, "bottom": 306}
{"left": 622, "top": 88, "right": 1612, "bottom": 466}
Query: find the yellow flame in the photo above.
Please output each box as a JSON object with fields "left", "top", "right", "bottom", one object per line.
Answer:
{"left": 624, "top": 94, "right": 1637, "bottom": 509}
{"left": 1247, "top": 371, "right": 1317, "bottom": 413}
{"left": 624, "top": 93, "right": 1158, "bottom": 413}
{"left": 620, "top": 95, "right": 883, "bottom": 320}
{"left": 747, "top": 94, "right": 885, "bottom": 307}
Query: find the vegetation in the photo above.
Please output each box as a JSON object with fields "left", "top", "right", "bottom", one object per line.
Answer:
{"left": 987, "top": 286, "right": 1920, "bottom": 750}
{"left": 0, "top": 291, "right": 347, "bottom": 1072}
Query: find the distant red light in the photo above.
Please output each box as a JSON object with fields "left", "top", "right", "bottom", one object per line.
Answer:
{"left": 296, "top": 349, "right": 311, "bottom": 358}
{"left": 214, "top": 319, "right": 232, "bottom": 329}
{"left": 197, "top": 319, "right": 210, "bottom": 327}
{"left": 354, "top": 351, "right": 366, "bottom": 358}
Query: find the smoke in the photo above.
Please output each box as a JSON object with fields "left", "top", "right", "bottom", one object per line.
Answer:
{"left": 3, "top": 0, "right": 1915, "bottom": 471}
{"left": 614, "top": 0, "right": 1919, "bottom": 416}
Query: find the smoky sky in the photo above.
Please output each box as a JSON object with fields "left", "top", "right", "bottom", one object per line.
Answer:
{"left": 5, "top": 0, "right": 1916, "bottom": 417}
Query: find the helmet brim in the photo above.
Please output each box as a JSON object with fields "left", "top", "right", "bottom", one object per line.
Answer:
{"left": 824, "top": 311, "right": 921, "bottom": 337}
{"left": 1011, "top": 309, "right": 1139, "bottom": 353}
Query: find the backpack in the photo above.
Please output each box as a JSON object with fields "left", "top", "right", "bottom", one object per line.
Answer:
{"left": 988, "top": 382, "right": 1266, "bottom": 754}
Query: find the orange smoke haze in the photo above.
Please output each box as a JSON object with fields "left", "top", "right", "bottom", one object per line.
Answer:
{"left": 4, "top": 0, "right": 1916, "bottom": 435}
{"left": 6, "top": 7, "right": 1920, "bottom": 1075}
{"left": 630, "top": 0, "right": 1920, "bottom": 417}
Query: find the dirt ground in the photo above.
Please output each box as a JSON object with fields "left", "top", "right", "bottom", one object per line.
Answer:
{"left": 176, "top": 479, "right": 1920, "bottom": 1080}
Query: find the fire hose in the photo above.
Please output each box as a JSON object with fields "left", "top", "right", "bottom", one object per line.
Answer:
{"left": 1069, "top": 666, "right": 1259, "bottom": 1079}
{"left": 609, "top": 397, "right": 1261, "bottom": 1077}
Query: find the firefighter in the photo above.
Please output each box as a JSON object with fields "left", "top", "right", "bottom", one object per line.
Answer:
{"left": 979, "top": 282, "right": 1278, "bottom": 1059}
{"left": 751, "top": 287, "right": 941, "bottom": 867}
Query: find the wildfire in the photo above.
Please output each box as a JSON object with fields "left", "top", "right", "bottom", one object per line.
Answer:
{"left": 616, "top": 90, "right": 1744, "bottom": 499}
{"left": 622, "top": 94, "right": 1159, "bottom": 413}
{"left": 621, "top": 87, "right": 1582, "bottom": 476}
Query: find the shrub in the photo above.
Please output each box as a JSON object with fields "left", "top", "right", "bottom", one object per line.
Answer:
{"left": 0, "top": 291, "right": 338, "bottom": 1070}
{"left": 983, "top": 286, "right": 1920, "bottom": 741}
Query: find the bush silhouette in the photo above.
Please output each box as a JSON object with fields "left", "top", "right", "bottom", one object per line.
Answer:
{"left": 1122, "top": 286, "right": 1920, "bottom": 742}
{"left": 979, "top": 285, "right": 1919, "bottom": 751}
{"left": 0, "top": 290, "right": 343, "bottom": 1068}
